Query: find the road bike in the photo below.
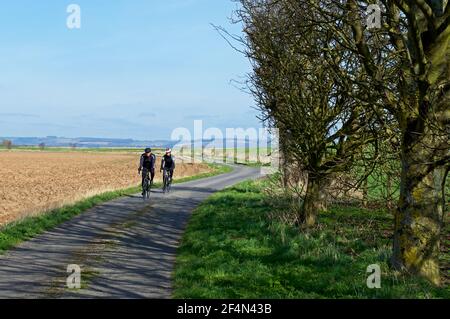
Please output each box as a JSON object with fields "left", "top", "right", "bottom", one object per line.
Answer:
{"left": 142, "top": 171, "right": 153, "bottom": 200}
{"left": 162, "top": 168, "right": 172, "bottom": 193}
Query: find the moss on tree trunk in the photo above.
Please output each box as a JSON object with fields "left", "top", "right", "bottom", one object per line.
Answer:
{"left": 300, "top": 175, "right": 328, "bottom": 227}
{"left": 392, "top": 128, "right": 446, "bottom": 286}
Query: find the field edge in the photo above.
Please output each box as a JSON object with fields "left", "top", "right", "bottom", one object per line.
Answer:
{"left": 0, "top": 163, "right": 232, "bottom": 255}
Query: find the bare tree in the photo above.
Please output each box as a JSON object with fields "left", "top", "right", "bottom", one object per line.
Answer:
{"left": 322, "top": 0, "right": 449, "bottom": 285}
{"left": 248, "top": 0, "right": 449, "bottom": 284}
{"left": 2, "top": 140, "right": 12, "bottom": 150}
{"left": 236, "top": 0, "right": 380, "bottom": 226}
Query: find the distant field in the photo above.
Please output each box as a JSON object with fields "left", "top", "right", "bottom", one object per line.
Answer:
{"left": 0, "top": 151, "right": 211, "bottom": 226}
{"left": 182, "top": 147, "right": 273, "bottom": 165}
{"left": 0, "top": 146, "right": 164, "bottom": 153}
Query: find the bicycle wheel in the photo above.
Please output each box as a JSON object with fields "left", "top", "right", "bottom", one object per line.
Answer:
{"left": 142, "top": 179, "right": 148, "bottom": 199}
{"left": 163, "top": 170, "right": 168, "bottom": 193}
{"left": 143, "top": 175, "right": 151, "bottom": 200}
{"left": 167, "top": 175, "right": 172, "bottom": 193}
{"left": 146, "top": 177, "right": 151, "bottom": 199}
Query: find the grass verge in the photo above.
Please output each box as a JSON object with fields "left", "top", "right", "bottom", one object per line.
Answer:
{"left": 0, "top": 163, "right": 232, "bottom": 255}
{"left": 173, "top": 178, "right": 449, "bottom": 299}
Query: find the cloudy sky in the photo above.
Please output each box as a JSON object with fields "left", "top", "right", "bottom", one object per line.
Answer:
{"left": 0, "top": 0, "right": 260, "bottom": 140}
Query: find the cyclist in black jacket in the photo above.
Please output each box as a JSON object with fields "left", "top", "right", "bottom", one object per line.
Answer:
{"left": 138, "top": 148, "right": 156, "bottom": 194}
{"left": 160, "top": 148, "right": 175, "bottom": 180}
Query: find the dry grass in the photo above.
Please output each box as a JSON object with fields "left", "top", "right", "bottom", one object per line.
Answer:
{"left": 0, "top": 151, "right": 211, "bottom": 226}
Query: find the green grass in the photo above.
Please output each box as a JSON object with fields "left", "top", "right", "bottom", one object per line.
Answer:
{"left": 238, "top": 162, "right": 272, "bottom": 167}
{"left": 0, "top": 163, "right": 232, "bottom": 255}
{"left": 173, "top": 178, "right": 449, "bottom": 299}
{"left": 180, "top": 164, "right": 232, "bottom": 181}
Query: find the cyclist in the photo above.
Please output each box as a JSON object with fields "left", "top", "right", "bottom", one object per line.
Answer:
{"left": 138, "top": 148, "right": 156, "bottom": 195}
{"left": 160, "top": 148, "right": 175, "bottom": 184}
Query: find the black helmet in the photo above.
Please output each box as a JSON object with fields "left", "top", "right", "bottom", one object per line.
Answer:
{"left": 144, "top": 148, "right": 152, "bottom": 153}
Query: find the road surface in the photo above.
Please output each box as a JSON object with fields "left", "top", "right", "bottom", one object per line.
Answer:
{"left": 0, "top": 165, "right": 261, "bottom": 298}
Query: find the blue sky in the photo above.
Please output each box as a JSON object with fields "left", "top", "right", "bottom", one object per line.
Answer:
{"left": 0, "top": 0, "right": 260, "bottom": 140}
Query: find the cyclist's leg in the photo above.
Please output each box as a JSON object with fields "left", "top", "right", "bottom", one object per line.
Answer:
{"left": 164, "top": 168, "right": 170, "bottom": 189}
{"left": 150, "top": 168, "right": 155, "bottom": 185}
{"left": 142, "top": 168, "right": 148, "bottom": 193}
{"left": 169, "top": 169, "right": 174, "bottom": 181}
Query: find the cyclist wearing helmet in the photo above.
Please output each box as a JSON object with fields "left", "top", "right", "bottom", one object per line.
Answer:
{"left": 160, "top": 148, "right": 175, "bottom": 180}
{"left": 138, "top": 148, "right": 156, "bottom": 193}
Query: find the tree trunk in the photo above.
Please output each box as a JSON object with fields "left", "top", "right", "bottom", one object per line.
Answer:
{"left": 362, "top": 177, "right": 369, "bottom": 208}
{"left": 300, "top": 174, "right": 327, "bottom": 227}
{"left": 280, "top": 148, "right": 290, "bottom": 188}
{"left": 386, "top": 173, "right": 393, "bottom": 210}
{"left": 392, "top": 131, "right": 446, "bottom": 286}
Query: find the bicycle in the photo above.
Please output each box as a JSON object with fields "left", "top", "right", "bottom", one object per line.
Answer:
{"left": 162, "top": 168, "right": 172, "bottom": 193}
{"left": 142, "top": 171, "right": 153, "bottom": 200}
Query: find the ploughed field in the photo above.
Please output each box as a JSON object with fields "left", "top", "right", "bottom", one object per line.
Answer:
{"left": 0, "top": 151, "right": 211, "bottom": 227}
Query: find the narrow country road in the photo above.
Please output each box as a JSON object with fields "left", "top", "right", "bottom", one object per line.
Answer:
{"left": 0, "top": 165, "right": 261, "bottom": 298}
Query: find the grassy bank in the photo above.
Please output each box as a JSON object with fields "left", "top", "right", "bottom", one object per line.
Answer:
{"left": 0, "top": 163, "right": 232, "bottom": 254}
{"left": 173, "top": 178, "right": 449, "bottom": 299}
